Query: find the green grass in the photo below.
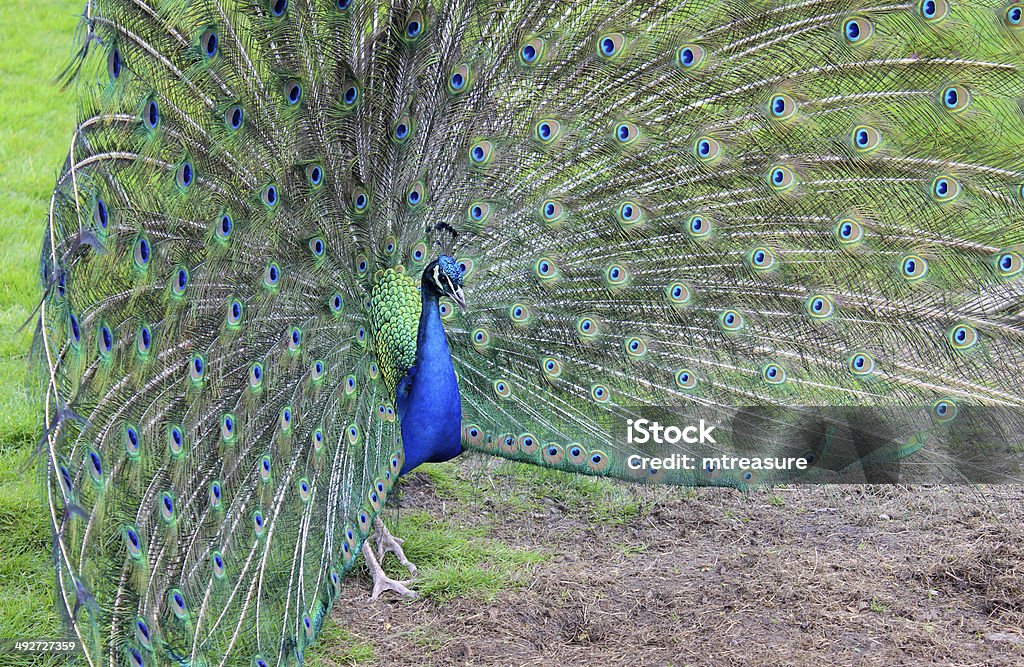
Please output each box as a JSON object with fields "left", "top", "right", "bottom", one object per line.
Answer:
{"left": 0, "top": 0, "right": 83, "bottom": 660}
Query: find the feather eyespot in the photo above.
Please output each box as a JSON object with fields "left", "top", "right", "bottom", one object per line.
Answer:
{"left": 542, "top": 443, "right": 565, "bottom": 465}
{"left": 136, "top": 323, "right": 152, "bottom": 357}
{"left": 393, "top": 113, "right": 412, "bottom": 143}
{"left": 948, "top": 323, "right": 979, "bottom": 350}
{"left": 176, "top": 161, "right": 194, "bottom": 189}
{"left": 748, "top": 247, "right": 776, "bottom": 271}
{"left": 805, "top": 294, "right": 836, "bottom": 319}
{"left": 344, "top": 374, "right": 357, "bottom": 395}
{"left": 221, "top": 413, "right": 236, "bottom": 442}
{"left": 467, "top": 201, "right": 490, "bottom": 225}
{"left": 540, "top": 199, "right": 565, "bottom": 224}
{"left": 932, "top": 399, "right": 958, "bottom": 422}
{"left": 1008, "top": 4, "right": 1024, "bottom": 26}
{"left": 166, "top": 590, "right": 187, "bottom": 622}
{"left": 694, "top": 136, "right": 723, "bottom": 162}
{"left": 842, "top": 17, "right": 874, "bottom": 43}
{"left": 406, "top": 181, "right": 426, "bottom": 208}
{"left": 225, "top": 105, "right": 244, "bottom": 131}
{"left": 448, "top": 63, "right": 471, "bottom": 94}
{"left": 135, "top": 618, "right": 153, "bottom": 650}
{"left": 209, "top": 481, "right": 223, "bottom": 508}
{"left": 995, "top": 249, "right": 1023, "bottom": 277}
{"left": 675, "top": 369, "right": 698, "bottom": 390}
{"left": 851, "top": 125, "right": 882, "bottom": 152}
{"left": 108, "top": 46, "right": 122, "bottom": 80}
{"left": 534, "top": 119, "right": 562, "bottom": 144}
{"left": 305, "top": 164, "right": 324, "bottom": 187}
{"left": 167, "top": 425, "right": 185, "bottom": 457}
{"left": 93, "top": 197, "right": 109, "bottom": 230}
{"left": 941, "top": 85, "right": 970, "bottom": 112}
{"left": 160, "top": 492, "right": 176, "bottom": 523}
{"left": 124, "top": 424, "right": 141, "bottom": 458}
{"left": 666, "top": 281, "right": 692, "bottom": 306}
{"left": 613, "top": 121, "right": 640, "bottom": 145}
{"left": 201, "top": 29, "right": 218, "bottom": 58}
{"left": 352, "top": 188, "right": 369, "bottom": 213}
{"left": 901, "top": 254, "right": 929, "bottom": 280}
{"left": 310, "top": 359, "right": 325, "bottom": 384}
{"left": 87, "top": 449, "right": 103, "bottom": 483}
{"left": 625, "top": 336, "right": 647, "bottom": 357}
{"left": 763, "top": 363, "right": 786, "bottom": 384}
{"left": 189, "top": 354, "right": 205, "bottom": 384}
{"left": 567, "top": 444, "right": 587, "bottom": 466}
{"left": 309, "top": 237, "right": 326, "bottom": 258}
{"left": 215, "top": 213, "right": 233, "bottom": 241}
{"left": 171, "top": 267, "right": 189, "bottom": 297}
{"left": 535, "top": 256, "right": 559, "bottom": 281}
{"left": 719, "top": 309, "right": 745, "bottom": 333}
{"left": 768, "top": 94, "right": 797, "bottom": 120}
{"left": 471, "top": 328, "right": 490, "bottom": 349}
{"left": 226, "top": 298, "right": 244, "bottom": 328}
{"left": 576, "top": 316, "right": 599, "bottom": 339}
{"left": 541, "top": 356, "right": 563, "bottom": 379}
{"left": 520, "top": 38, "right": 545, "bottom": 65}
{"left": 468, "top": 140, "right": 494, "bottom": 166}
{"left": 123, "top": 524, "right": 143, "bottom": 560}
{"left": 329, "top": 293, "right": 344, "bottom": 314}
{"left": 98, "top": 322, "right": 114, "bottom": 357}
{"left": 768, "top": 165, "right": 797, "bottom": 190}
{"left": 517, "top": 433, "right": 539, "bottom": 454}
{"left": 347, "top": 424, "right": 360, "bottom": 445}
{"left": 615, "top": 201, "right": 644, "bottom": 229}
{"left": 312, "top": 429, "right": 324, "bottom": 452}
{"left": 143, "top": 99, "right": 160, "bottom": 130}
{"left": 686, "top": 213, "right": 713, "bottom": 238}
{"left": 605, "top": 263, "right": 630, "bottom": 288}
{"left": 341, "top": 81, "right": 359, "bottom": 108}
{"left": 68, "top": 312, "right": 82, "bottom": 346}
{"left": 493, "top": 380, "right": 512, "bottom": 399}
{"left": 263, "top": 262, "right": 281, "bottom": 289}
{"left": 405, "top": 10, "right": 425, "bottom": 39}
{"left": 253, "top": 511, "right": 265, "bottom": 538}
{"left": 849, "top": 352, "right": 876, "bottom": 375}
{"left": 835, "top": 217, "right": 865, "bottom": 245}
{"left": 677, "top": 44, "right": 707, "bottom": 69}
{"left": 597, "top": 32, "right": 625, "bottom": 59}
{"left": 212, "top": 551, "right": 226, "bottom": 578}
{"left": 249, "top": 363, "right": 263, "bottom": 391}
{"left": 279, "top": 406, "right": 292, "bottom": 433}
{"left": 919, "top": 0, "right": 950, "bottom": 22}
{"left": 590, "top": 383, "right": 610, "bottom": 403}
{"left": 931, "top": 175, "right": 961, "bottom": 201}
{"left": 463, "top": 425, "right": 484, "bottom": 447}
{"left": 509, "top": 303, "right": 530, "bottom": 324}
{"left": 288, "top": 326, "right": 302, "bottom": 351}
{"left": 262, "top": 184, "right": 279, "bottom": 208}
{"left": 284, "top": 80, "right": 302, "bottom": 105}
{"left": 270, "top": 0, "right": 288, "bottom": 17}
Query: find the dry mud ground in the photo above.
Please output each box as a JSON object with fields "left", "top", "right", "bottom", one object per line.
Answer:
{"left": 327, "top": 458, "right": 1023, "bottom": 667}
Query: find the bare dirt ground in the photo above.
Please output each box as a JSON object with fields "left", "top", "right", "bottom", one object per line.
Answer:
{"left": 329, "top": 459, "right": 1024, "bottom": 667}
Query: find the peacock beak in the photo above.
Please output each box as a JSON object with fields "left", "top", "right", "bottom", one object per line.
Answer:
{"left": 451, "top": 286, "right": 467, "bottom": 313}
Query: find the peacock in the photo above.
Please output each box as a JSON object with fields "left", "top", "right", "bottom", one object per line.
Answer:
{"left": 35, "top": 0, "right": 1024, "bottom": 664}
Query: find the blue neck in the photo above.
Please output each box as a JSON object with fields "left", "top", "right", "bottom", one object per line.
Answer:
{"left": 396, "top": 287, "right": 463, "bottom": 475}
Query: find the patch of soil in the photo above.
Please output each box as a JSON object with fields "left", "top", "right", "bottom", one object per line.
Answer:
{"left": 334, "top": 461, "right": 1024, "bottom": 667}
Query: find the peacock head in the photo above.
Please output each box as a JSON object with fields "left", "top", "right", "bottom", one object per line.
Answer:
{"left": 424, "top": 255, "right": 466, "bottom": 311}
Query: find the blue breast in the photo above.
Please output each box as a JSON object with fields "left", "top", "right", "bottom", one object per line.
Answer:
{"left": 396, "top": 289, "right": 463, "bottom": 475}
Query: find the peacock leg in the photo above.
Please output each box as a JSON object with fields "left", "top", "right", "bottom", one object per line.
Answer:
{"left": 361, "top": 541, "right": 418, "bottom": 602}
{"left": 373, "top": 517, "right": 417, "bottom": 574}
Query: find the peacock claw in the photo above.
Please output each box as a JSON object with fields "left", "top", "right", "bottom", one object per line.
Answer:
{"left": 373, "top": 517, "right": 417, "bottom": 575}
{"left": 361, "top": 541, "right": 418, "bottom": 602}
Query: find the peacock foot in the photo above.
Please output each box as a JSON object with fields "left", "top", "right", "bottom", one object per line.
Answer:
{"left": 373, "top": 516, "right": 417, "bottom": 575}
{"left": 361, "top": 541, "right": 418, "bottom": 602}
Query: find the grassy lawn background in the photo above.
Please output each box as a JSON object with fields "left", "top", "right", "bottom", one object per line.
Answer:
{"left": 0, "top": 0, "right": 82, "bottom": 654}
